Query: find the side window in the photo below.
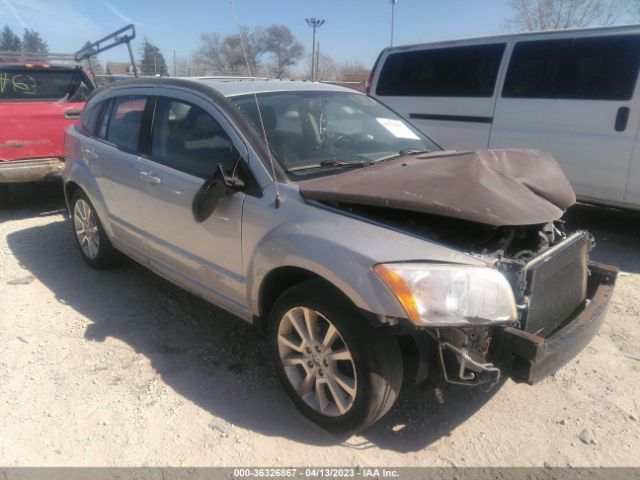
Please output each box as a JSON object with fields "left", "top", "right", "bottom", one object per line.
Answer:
{"left": 503, "top": 35, "right": 640, "bottom": 100}
{"left": 376, "top": 43, "right": 506, "bottom": 97}
{"left": 564, "top": 35, "right": 640, "bottom": 100}
{"left": 103, "top": 95, "right": 147, "bottom": 152}
{"left": 78, "top": 100, "right": 104, "bottom": 136}
{"left": 150, "top": 97, "right": 236, "bottom": 178}
{"left": 502, "top": 39, "right": 571, "bottom": 98}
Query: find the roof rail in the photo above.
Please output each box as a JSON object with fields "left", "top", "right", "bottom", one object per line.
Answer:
{"left": 0, "top": 51, "right": 76, "bottom": 64}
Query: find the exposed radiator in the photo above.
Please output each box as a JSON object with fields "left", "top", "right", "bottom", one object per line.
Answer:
{"left": 520, "top": 231, "right": 590, "bottom": 337}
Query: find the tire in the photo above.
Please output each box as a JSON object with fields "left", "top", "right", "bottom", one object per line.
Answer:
{"left": 269, "top": 279, "right": 403, "bottom": 434}
{"left": 70, "top": 190, "right": 117, "bottom": 269}
{"left": 0, "top": 184, "right": 10, "bottom": 208}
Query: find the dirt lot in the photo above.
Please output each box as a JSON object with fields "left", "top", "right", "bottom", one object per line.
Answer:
{"left": 0, "top": 182, "right": 639, "bottom": 467}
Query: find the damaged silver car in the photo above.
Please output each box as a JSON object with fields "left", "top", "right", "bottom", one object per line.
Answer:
{"left": 63, "top": 78, "right": 617, "bottom": 433}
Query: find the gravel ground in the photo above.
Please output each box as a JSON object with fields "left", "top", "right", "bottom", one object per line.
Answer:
{"left": 0, "top": 182, "right": 639, "bottom": 467}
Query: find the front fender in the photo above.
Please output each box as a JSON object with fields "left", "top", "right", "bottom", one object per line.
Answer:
{"left": 246, "top": 222, "right": 407, "bottom": 319}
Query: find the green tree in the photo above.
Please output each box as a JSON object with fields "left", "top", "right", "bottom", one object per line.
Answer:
{"left": 0, "top": 25, "right": 22, "bottom": 52}
{"left": 22, "top": 29, "right": 48, "bottom": 55}
{"left": 140, "top": 39, "right": 168, "bottom": 76}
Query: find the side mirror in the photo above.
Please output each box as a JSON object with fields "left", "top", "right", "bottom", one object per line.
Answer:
{"left": 192, "top": 164, "right": 245, "bottom": 223}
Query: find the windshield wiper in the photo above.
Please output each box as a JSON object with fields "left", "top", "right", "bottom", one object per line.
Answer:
{"left": 374, "top": 148, "right": 433, "bottom": 163}
{"left": 286, "top": 159, "right": 372, "bottom": 172}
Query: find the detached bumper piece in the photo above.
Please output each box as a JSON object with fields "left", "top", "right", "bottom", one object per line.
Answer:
{"left": 0, "top": 158, "right": 65, "bottom": 183}
{"left": 493, "top": 262, "right": 617, "bottom": 384}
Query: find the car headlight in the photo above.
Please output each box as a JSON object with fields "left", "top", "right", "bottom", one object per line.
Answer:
{"left": 373, "top": 263, "right": 517, "bottom": 327}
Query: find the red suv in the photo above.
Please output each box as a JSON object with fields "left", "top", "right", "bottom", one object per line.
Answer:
{"left": 0, "top": 63, "right": 93, "bottom": 202}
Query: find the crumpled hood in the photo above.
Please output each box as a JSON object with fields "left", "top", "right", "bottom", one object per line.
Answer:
{"left": 299, "top": 149, "right": 576, "bottom": 226}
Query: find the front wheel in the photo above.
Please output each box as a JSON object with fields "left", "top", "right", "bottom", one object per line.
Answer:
{"left": 269, "top": 280, "right": 403, "bottom": 434}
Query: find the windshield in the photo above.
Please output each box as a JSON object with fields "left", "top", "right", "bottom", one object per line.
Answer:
{"left": 0, "top": 67, "right": 92, "bottom": 101}
{"left": 230, "top": 91, "right": 439, "bottom": 177}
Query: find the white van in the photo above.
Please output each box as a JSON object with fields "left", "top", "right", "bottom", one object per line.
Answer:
{"left": 369, "top": 25, "right": 640, "bottom": 210}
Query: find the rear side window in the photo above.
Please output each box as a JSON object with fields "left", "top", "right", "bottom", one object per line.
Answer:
{"left": 376, "top": 43, "right": 506, "bottom": 97}
{"left": 150, "top": 97, "right": 235, "bottom": 178}
{"left": 78, "top": 100, "right": 104, "bottom": 136}
{"left": 98, "top": 96, "right": 147, "bottom": 152}
{"left": 503, "top": 35, "right": 640, "bottom": 100}
{"left": 0, "top": 67, "right": 90, "bottom": 101}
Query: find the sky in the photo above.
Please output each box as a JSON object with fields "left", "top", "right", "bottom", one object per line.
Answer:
{"left": 0, "top": 0, "right": 514, "bottom": 69}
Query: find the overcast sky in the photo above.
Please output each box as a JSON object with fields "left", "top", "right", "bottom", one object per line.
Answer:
{"left": 0, "top": 0, "right": 514, "bottom": 68}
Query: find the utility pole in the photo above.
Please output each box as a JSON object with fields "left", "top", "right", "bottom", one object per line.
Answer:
{"left": 316, "top": 41, "right": 320, "bottom": 81}
{"left": 305, "top": 17, "right": 325, "bottom": 81}
{"left": 173, "top": 49, "right": 176, "bottom": 77}
{"left": 390, "top": 0, "right": 397, "bottom": 47}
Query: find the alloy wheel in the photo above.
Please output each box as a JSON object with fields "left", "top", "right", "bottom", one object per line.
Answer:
{"left": 73, "top": 199, "right": 100, "bottom": 260}
{"left": 277, "top": 306, "right": 357, "bottom": 417}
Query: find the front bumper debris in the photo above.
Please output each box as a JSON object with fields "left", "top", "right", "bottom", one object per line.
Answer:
{"left": 0, "top": 157, "right": 65, "bottom": 184}
{"left": 492, "top": 262, "right": 617, "bottom": 384}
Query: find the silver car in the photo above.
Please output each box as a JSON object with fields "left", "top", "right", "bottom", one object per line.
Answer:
{"left": 63, "top": 78, "right": 617, "bottom": 433}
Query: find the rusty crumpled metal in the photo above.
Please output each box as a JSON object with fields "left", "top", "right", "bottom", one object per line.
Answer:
{"left": 299, "top": 149, "right": 577, "bottom": 226}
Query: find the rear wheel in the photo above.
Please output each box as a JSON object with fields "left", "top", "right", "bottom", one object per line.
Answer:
{"left": 70, "top": 190, "right": 117, "bottom": 269}
{"left": 269, "top": 280, "right": 403, "bottom": 434}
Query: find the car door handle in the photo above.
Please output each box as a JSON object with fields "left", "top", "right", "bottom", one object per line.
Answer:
{"left": 83, "top": 146, "right": 99, "bottom": 160}
{"left": 615, "top": 106, "right": 629, "bottom": 132}
{"left": 139, "top": 170, "right": 162, "bottom": 184}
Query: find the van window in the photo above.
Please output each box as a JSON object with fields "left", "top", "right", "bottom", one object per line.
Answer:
{"left": 503, "top": 35, "right": 640, "bottom": 100}
{"left": 150, "top": 97, "right": 235, "bottom": 178}
{"left": 376, "top": 43, "right": 506, "bottom": 97}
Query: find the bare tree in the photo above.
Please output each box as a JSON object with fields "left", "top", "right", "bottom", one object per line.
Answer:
{"left": 261, "top": 25, "right": 304, "bottom": 78}
{"left": 307, "top": 52, "right": 338, "bottom": 81}
{"left": 505, "top": 0, "right": 622, "bottom": 31}
{"left": 626, "top": 0, "right": 640, "bottom": 20}
{"left": 339, "top": 61, "right": 370, "bottom": 83}
{"left": 194, "top": 27, "right": 263, "bottom": 76}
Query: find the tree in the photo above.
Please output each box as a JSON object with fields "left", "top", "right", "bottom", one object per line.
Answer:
{"left": 194, "top": 27, "right": 264, "bottom": 75}
{"left": 505, "top": 0, "right": 622, "bottom": 31}
{"left": 261, "top": 25, "right": 304, "bottom": 78}
{"left": 307, "top": 52, "right": 338, "bottom": 81}
{"left": 140, "top": 39, "right": 168, "bottom": 76}
{"left": 0, "top": 25, "right": 22, "bottom": 52}
{"left": 22, "top": 29, "right": 48, "bottom": 55}
{"left": 340, "top": 61, "right": 370, "bottom": 83}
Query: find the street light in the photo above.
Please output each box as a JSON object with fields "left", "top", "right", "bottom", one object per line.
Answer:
{"left": 305, "top": 17, "right": 325, "bottom": 81}
{"left": 390, "top": 0, "right": 398, "bottom": 47}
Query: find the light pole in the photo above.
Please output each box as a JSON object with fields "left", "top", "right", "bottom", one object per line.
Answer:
{"left": 390, "top": 0, "right": 397, "bottom": 47}
{"left": 305, "top": 17, "right": 325, "bottom": 81}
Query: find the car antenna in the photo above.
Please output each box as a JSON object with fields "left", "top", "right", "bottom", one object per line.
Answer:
{"left": 229, "top": 0, "right": 281, "bottom": 209}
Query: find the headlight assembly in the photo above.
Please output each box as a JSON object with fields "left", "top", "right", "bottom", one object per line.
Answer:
{"left": 373, "top": 263, "right": 517, "bottom": 327}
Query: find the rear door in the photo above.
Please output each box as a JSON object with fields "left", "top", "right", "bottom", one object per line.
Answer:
{"left": 489, "top": 34, "right": 640, "bottom": 204}
{"left": 88, "top": 92, "right": 150, "bottom": 261}
{"left": 136, "top": 91, "right": 249, "bottom": 316}
{"left": 0, "top": 66, "right": 92, "bottom": 161}
{"left": 372, "top": 42, "right": 506, "bottom": 150}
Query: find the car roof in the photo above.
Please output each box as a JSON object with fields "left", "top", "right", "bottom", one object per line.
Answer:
{"left": 189, "top": 78, "right": 358, "bottom": 97}
{"left": 97, "top": 76, "right": 360, "bottom": 98}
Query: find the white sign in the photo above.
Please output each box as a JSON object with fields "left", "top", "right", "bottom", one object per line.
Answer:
{"left": 376, "top": 118, "right": 420, "bottom": 140}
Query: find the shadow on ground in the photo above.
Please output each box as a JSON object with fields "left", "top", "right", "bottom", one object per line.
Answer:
{"left": 5, "top": 189, "right": 639, "bottom": 452}
{"left": 0, "top": 182, "right": 66, "bottom": 222}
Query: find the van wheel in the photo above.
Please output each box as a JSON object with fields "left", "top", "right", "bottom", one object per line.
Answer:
{"left": 269, "top": 280, "right": 403, "bottom": 434}
{"left": 70, "top": 190, "right": 117, "bottom": 269}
